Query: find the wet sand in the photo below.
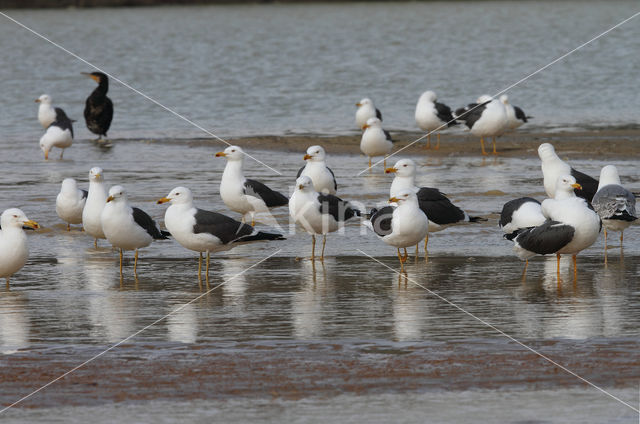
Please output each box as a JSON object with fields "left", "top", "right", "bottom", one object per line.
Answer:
{"left": 171, "top": 127, "right": 640, "bottom": 159}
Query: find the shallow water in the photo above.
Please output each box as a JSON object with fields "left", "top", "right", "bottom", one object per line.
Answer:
{"left": 1, "top": 1, "right": 640, "bottom": 141}
{"left": 1, "top": 1, "right": 640, "bottom": 422}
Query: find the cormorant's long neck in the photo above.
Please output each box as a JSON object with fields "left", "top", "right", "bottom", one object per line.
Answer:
{"left": 94, "top": 78, "right": 109, "bottom": 96}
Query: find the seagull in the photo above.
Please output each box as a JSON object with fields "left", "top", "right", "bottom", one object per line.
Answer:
{"left": 0, "top": 208, "right": 39, "bottom": 288}
{"left": 35, "top": 94, "right": 56, "bottom": 129}
{"left": 289, "top": 176, "right": 360, "bottom": 260}
{"left": 56, "top": 178, "right": 88, "bottom": 231}
{"left": 500, "top": 95, "right": 530, "bottom": 130}
{"left": 296, "top": 145, "right": 337, "bottom": 195}
{"left": 157, "top": 187, "right": 284, "bottom": 279}
{"left": 216, "top": 145, "right": 288, "bottom": 226}
{"left": 102, "top": 185, "right": 170, "bottom": 276}
{"left": 82, "top": 167, "right": 108, "bottom": 247}
{"left": 386, "top": 158, "right": 484, "bottom": 255}
{"left": 355, "top": 97, "right": 382, "bottom": 129}
{"left": 591, "top": 165, "right": 637, "bottom": 250}
{"left": 414, "top": 90, "right": 457, "bottom": 149}
{"left": 39, "top": 107, "right": 74, "bottom": 160}
{"left": 499, "top": 197, "right": 546, "bottom": 270}
{"left": 455, "top": 95, "right": 508, "bottom": 155}
{"left": 364, "top": 189, "right": 429, "bottom": 272}
{"left": 82, "top": 71, "right": 113, "bottom": 141}
{"left": 538, "top": 143, "right": 599, "bottom": 202}
{"left": 512, "top": 175, "right": 601, "bottom": 277}
{"left": 361, "top": 117, "right": 394, "bottom": 170}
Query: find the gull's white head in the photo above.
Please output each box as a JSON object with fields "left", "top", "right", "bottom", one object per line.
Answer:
{"left": 362, "top": 117, "right": 382, "bottom": 129}
{"left": 386, "top": 159, "right": 416, "bottom": 177}
{"left": 303, "top": 145, "right": 326, "bottom": 162}
{"left": 296, "top": 175, "right": 314, "bottom": 192}
{"left": 419, "top": 90, "right": 437, "bottom": 103}
{"left": 356, "top": 98, "right": 372, "bottom": 108}
{"left": 477, "top": 94, "right": 493, "bottom": 104}
{"left": 35, "top": 94, "right": 52, "bottom": 104}
{"left": 598, "top": 165, "right": 621, "bottom": 187}
{"left": 89, "top": 167, "right": 104, "bottom": 182}
{"left": 389, "top": 189, "right": 418, "bottom": 206}
{"left": 60, "top": 178, "right": 79, "bottom": 193}
{"left": 537, "top": 143, "right": 558, "bottom": 161}
{"left": 499, "top": 94, "right": 509, "bottom": 104}
{"left": 215, "top": 145, "right": 244, "bottom": 161}
{"left": 157, "top": 186, "right": 193, "bottom": 205}
{"left": 1, "top": 208, "right": 39, "bottom": 230}
{"left": 555, "top": 175, "right": 580, "bottom": 197}
{"left": 106, "top": 185, "right": 127, "bottom": 203}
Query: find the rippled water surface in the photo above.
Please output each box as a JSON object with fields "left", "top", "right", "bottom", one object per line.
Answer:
{"left": 1, "top": 1, "right": 640, "bottom": 422}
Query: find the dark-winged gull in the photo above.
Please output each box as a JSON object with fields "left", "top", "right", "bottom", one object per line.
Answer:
{"left": 415, "top": 90, "right": 457, "bottom": 149}
{"left": 455, "top": 95, "right": 508, "bottom": 155}
{"left": 40, "top": 107, "right": 74, "bottom": 160}
{"left": 296, "top": 145, "right": 337, "bottom": 195}
{"left": 538, "top": 143, "right": 599, "bottom": 202}
{"left": 355, "top": 97, "right": 382, "bottom": 129}
{"left": 500, "top": 95, "right": 530, "bottom": 130}
{"left": 56, "top": 178, "right": 88, "bottom": 231}
{"left": 361, "top": 117, "right": 394, "bottom": 170}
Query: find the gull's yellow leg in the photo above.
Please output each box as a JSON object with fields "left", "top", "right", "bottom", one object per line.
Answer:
{"left": 198, "top": 253, "right": 203, "bottom": 279}
{"left": 492, "top": 136, "right": 498, "bottom": 155}
{"left": 311, "top": 235, "right": 316, "bottom": 261}
{"left": 320, "top": 235, "right": 327, "bottom": 261}
{"left": 119, "top": 248, "right": 123, "bottom": 276}
{"left": 397, "top": 249, "right": 404, "bottom": 273}
{"left": 480, "top": 138, "right": 487, "bottom": 156}
{"left": 425, "top": 134, "right": 431, "bottom": 149}
{"left": 134, "top": 249, "right": 139, "bottom": 275}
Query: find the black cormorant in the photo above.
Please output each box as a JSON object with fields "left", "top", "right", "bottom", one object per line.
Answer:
{"left": 82, "top": 72, "right": 113, "bottom": 140}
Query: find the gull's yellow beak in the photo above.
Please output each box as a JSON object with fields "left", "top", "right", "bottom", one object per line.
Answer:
{"left": 35, "top": 98, "right": 41, "bottom": 103}
{"left": 385, "top": 167, "right": 397, "bottom": 174}
{"left": 106, "top": 195, "right": 115, "bottom": 203}
{"left": 356, "top": 102, "right": 362, "bottom": 107}
{"left": 215, "top": 151, "right": 226, "bottom": 157}
{"left": 303, "top": 154, "right": 312, "bottom": 160}
{"left": 362, "top": 124, "right": 369, "bottom": 130}
{"left": 571, "top": 183, "right": 582, "bottom": 190}
{"left": 298, "top": 184, "right": 305, "bottom": 190}
{"left": 157, "top": 197, "right": 171, "bottom": 204}
{"left": 389, "top": 197, "right": 399, "bottom": 203}
{"left": 22, "top": 220, "right": 40, "bottom": 230}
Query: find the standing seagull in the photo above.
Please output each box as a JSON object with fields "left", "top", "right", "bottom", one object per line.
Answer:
{"left": 386, "top": 159, "right": 484, "bottom": 255}
{"left": 102, "top": 186, "right": 169, "bottom": 276}
{"left": 289, "top": 176, "right": 360, "bottom": 261}
{"left": 500, "top": 95, "right": 530, "bottom": 130}
{"left": 414, "top": 90, "right": 457, "bottom": 149}
{"left": 591, "top": 165, "right": 637, "bottom": 250}
{"left": 355, "top": 97, "right": 382, "bottom": 129}
{"left": 216, "top": 145, "right": 288, "bottom": 226}
{"left": 296, "top": 145, "right": 337, "bottom": 195}
{"left": 0, "top": 208, "right": 39, "bottom": 288}
{"left": 361, "top": 117, "right": 394, "bottom": 170}
{"left": 512, "top": 175, "right": 601, "bottom": 277}
{"left": 56, "top": 178, "right": 88, "bottom": 231}
{"left": 364, "top": 189, "right": 429, "bottom": 272}
{"left": 157, "top": 187, "right": 284, "bottom": 279}
{"left": 39, "top": 107, "right": 74, "bottom": 160}
{"left": 455, "top": 95, "right": 507, "bottom": 155}
{"left": 538, "top": 143, "right": 599, "bottom": 202}
{"left": 82, "top": 167, "right": 108, "bottom": 247}
{"left": 82, "top": 71, "right": 113, "bottom": 141}
{"left": 35, "top": 94, "right": 56, "bottom": 129}
{"left": 499, "top": 197, "right": 546, "bottom": 270}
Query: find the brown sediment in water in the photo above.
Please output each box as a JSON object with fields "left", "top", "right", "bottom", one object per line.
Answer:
{"left": 169, "top": 128, "right": 640, "bottom": 159}
{"left": 2, "top": 339, "right": 638, "bottom": 407}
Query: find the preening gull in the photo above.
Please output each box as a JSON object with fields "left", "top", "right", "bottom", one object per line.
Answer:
{"left": 361, "top": 117, "right": 394, "bottom": 170}
{"left": 296, "top": 145, "right": 337, "bottom": 195}
{"left": 355, "top": 97, "right": 382, "bottom": 129}
{"left": 289, "top": 176, "right": 360, "bottom": 260}
{"left": 591, "top": 165, "right": 637, "bottom": 250}
{"left": 82, "top": 72, "right": 113, "bottom": 140}
{"left": 414, "top": 90, "right": 457, "bottom": 149}
{"left": 56, "top": 178, "right": 88, "bottom": 231}
{"left": 40, "top": 107, "right": 74, "bottom": 160}
{"left": 0, "top": 208, "right": 39, "bottom": 288}
{"left": 101, "top": 185, "right": 169, "bottom": 276}
{"left": 364, "top": 189, "right": 429, "bottom": 272}
{"left": 157, "top": 187, "right": 284, "bottom": 279}
{"left": 455, "top": 95, "right": 507, "bottom": 155}
{"left": 82, "top": 167, "right": 108, "bottom": 247}
{"left": 35, "top": 94, "right": 56, "bottom": 129}
{"left": 386, "top": 158, "right": 484, "bottom": 255}
{"left": 538, "top": 143, "right": 598, "bottom": 202}
{"left": 500, "top": 95, "right": 530, "bottom": 130}
{"left": 512, "top": 175, "right": 601, "bottom": 277}
{"left": 499, "top": 197, "right": 546, "bottom": 269}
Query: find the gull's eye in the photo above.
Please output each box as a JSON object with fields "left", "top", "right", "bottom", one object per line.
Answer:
{"left": 403, "top": 164, "right": 407, "bottom": 167}
{"left": 176, "top": 193, "right": 180, "bottom": 196}
{"left": 13, "top": 215, "right": 18, "bottom": 218}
